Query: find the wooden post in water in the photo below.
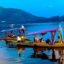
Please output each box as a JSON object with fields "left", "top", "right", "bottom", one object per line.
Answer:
{"left": 51, "top": 31, "right": 56, "bottom": 44}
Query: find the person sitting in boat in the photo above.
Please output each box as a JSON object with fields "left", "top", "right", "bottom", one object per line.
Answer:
{"left": 46, "top": 39, "right": 50, "bottom": 44}
{"left": 7, "top": 34, "right": 15, "bottom": 38}
{"left": 39, "top": 38, "right": 45, "bottom": 43}
{"left": 57, "top": 35, "right": 62, "bottom": 43}
{"left": 17, "top": 36, "right": 22, "bottom": 43}
{"left": 34, "top": 37, "right": 40, "bottom": 43}
{"left": 39, "top": 38, "right": 42, "bottom": 42}
{"left": 34, "top": 37, "right": 44, "bottom": 43}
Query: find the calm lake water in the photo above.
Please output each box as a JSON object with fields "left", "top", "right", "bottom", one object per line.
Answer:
{"left": 0, "top": 22, "right": 64, "bottom": 64}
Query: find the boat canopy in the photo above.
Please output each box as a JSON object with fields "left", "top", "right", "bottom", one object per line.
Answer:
{"left": 27, "top": 28, "right": 59, "bottom": 35}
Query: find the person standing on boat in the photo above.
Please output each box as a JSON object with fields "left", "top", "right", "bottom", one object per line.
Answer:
{"left": 19, "top": 25, "right": 25, "bottom": 36}
{"left": 34, "top": 36, "right": 40, "bottom": 43}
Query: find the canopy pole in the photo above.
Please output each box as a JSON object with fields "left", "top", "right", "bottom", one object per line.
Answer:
{"left": 51, "top": 31, "right": 56, "bottom": 44}
{"left": 58, "top": 24, "right": 63, "bottom": 43}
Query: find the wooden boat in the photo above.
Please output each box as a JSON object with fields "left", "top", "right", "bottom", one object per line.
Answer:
{"left": 0, "top": 27, "right": 63, "bottom": 51}
{"left": 0, "top": 25, "right": 64, "bottom": 63}
{"left": 0, "top": 27, "right": 30, "bottom": 48}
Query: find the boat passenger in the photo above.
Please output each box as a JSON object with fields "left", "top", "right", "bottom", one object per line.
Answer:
{"left": 46, "top": 39, "right": 50, "bottom": 44}
{"left": 40, "top": 38, "right": 45, "bottom": 43}
{"left": 39, "top": 38, "right": 42, "bottom": 42}
{"left": 34, "top": 37, "right": 40, "bottom": 43}
{"left": 17, "top": 36, "right": 21, "bottom": 43}
{"left": 19, "top": 25, "right": 25, "bottom": 36}
{"left": 7, "top": 34, "right": 15, "bottom": 38}
{"left": 58, "top": 35, "right": 61, "bottom": 43}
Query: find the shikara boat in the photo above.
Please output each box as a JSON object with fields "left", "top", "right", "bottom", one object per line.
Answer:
{"left": 0, "top": 27, "right": 30, "bottom": 48}
{"left": 0, "top": 25, "right": 64, "bottom": 63}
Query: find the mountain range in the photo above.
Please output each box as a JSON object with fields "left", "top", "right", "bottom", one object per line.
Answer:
{"left": 0, "top": 7, "right": 64, "bottom": 24}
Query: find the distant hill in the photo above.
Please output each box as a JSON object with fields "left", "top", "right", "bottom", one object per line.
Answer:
{"left": 0, "top": 7, "right": 64, "bottom": 24}
{"left": 0, "top": 7, "right": 47, "bottom": 24}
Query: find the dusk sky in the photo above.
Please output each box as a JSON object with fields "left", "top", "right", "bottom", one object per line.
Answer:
{"left": 0, "top": 0, "right": 64, "bottom": 17}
